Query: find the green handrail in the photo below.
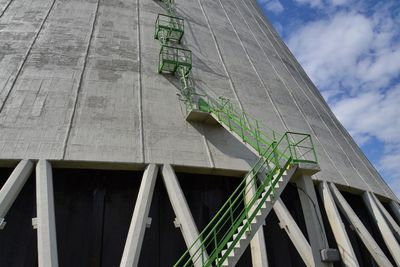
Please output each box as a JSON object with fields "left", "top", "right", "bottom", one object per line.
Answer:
{"left": 154, "top": 1, "right": 318, "bottom": 266}
{"left": 173, "top": 97, "right": 318, "bottom": 267}
{"left": 174, "top": 133, "right": 297, "bottom": 267}
{"left": 197, "top": 96, "right": 317, "bottom": 164}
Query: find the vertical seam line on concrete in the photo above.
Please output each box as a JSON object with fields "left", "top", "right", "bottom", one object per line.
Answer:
{"left": 246, "top": 0, "right": 389, "bottom": 197}
{"left": 241, "top": 0, "right": 348, "bottom": 185}
{"left": 137, "top": 0, "right": 144, "bottom": 163}
{"left": 230, "top": 0, "right": 289, "bottom": 133}
{"left": 247, "top": 1, "right": 375, "bottom": 193}
{"left": 0, "top": 0, "right": 57, "bottom": 114}
{"left": 0, "top": 0, "right": 14, "bottom": 18}
{"left": 61, "top": 0, "right": 100, "bottom": 159}
{"left": 197, "top": 0, "right": 251, "bottom": 169}
{"left": 176, "top": 0, "right": 214, "bottom": 168}
{"left": 227, "top": 0, "right": 349, "bottom": 185}
{"left": 246, "top": 0, "right": 378, "bottom": 193}
{"left": 196, "top": 0, "right": 244, "bottom": 112}
{"left": 201, "top": 128, "right": 215, "bottom": 168}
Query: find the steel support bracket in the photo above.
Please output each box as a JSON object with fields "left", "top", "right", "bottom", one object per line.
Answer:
{"left": 173, "top": 217, "right": 181, "bottom": 228}
{"left": 0, "top": 218, "right": 6, "bottom": 230}
{"left": 146, "top": 217, "right": 152, "bottom": 229}
{"left": 32, "top": 217, "right": 37, "bottom": 229}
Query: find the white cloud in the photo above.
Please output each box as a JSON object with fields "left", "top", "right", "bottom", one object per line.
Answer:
{"left": 333, "top": 87, "right": 400, "bottom": 145}
{"left": 286, "top": 2, "right": 400, "bottom": 197}
{"left": 293, "top": 0, "right": 322, "bottom": 8}
{"left": 257, "top": 0, "right": 284, "bottom": 14}
{"left": 329, "top": 0, "right": 351, "bottom": 6}
{"left": 331, "top": 83, "right": 400, "bottom": 198}
{"left": 379, "top": 144, "right": 400, "bottom": 197}
{"left": 293, "top": 0, "right": 351, "bottom": 8}
{"left": 288, "top": 9, "right": 400, "bottom": 101}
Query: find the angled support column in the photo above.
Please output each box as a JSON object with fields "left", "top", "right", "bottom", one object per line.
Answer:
{"left": 36, "top": 160, "right": 59, "bottom": 267}
{"left": 318, "top": 181, "right": 358, "bottom": 267}
{"left": 389, "top": 201, "right": 400, "bottom": 224}
{"left": 273, "top": 198, "right": 314, "bottom": 267}
{"left": 295, "top": 175, "right": 332, "bottom": 267}
{"left": 161, "top": 164, "right": 206, "bottom": 267}
{"left": 0, "top": 159, "right": 34, "bottom": 229}
{"left": 363, "top": 192, "right": 400, "bottom": 266}
{"left": 371, "top": 193, "right": 400, "bottom": 240}
{"left": 329, "top": 183, "right": 393, "bottom": 267}
{"left": 249, "top": 229, "right": 269, "bottom": 267}
{"left": 120, "top": 164, "right": 159, "bottom": 267}
{"left": 245, "top": 173, "right": 269, "bottom": 267}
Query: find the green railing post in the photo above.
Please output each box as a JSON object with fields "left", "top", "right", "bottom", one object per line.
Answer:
{"left": 253, "top": 172, "right": 257, "bottom": 190}
{"left": 255, "top": 120, "right": 261, "bottom": 155}
{"left": 284, "top": 133, "right": 292, "bottom": 160}
{"left": 227, "top": 108, "right": 232, "bottom": 131}
{"left": 201, "top": 245, "right": 204, "bottom": 265}
{"left": 240, "top": 114, "right": 245, "bottom": 141}
{"left": 229, "top": 199, "right": 234, "bottom": 225}
{"left": 271, "top": 141, "right": 279, "bottom": 168}
{"left": 213, "top": 230, "right": 218, "bottom": 265}
{"left": 310, "top": 134, "right": 317, "bottom": 162}
{"left": 171, "top": 95, "right": 318, "bottom": 267}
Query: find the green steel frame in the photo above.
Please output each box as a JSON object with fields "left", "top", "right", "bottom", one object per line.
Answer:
{"left": 197, "top": 96, "right": 317, "bottom": 164}
{"left": 174, "top": 141, "right": 293, "bottom": 267}
{"left": 173, "top": 96, "right": 318, "bottom": 266}
{"left": 155, "top": 14, "right": 184, "bottom": 44}
{"left": 160, "top": 0, "right": 176, "bottom": 16}
{"left": 158, "top": 45, "right": 192, "bottom": 75}
{"left": 153, "top": 1, "right": 318, "bottom": 266}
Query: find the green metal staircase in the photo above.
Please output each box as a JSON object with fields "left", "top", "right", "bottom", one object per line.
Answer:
{"left": 196, "top": 96, "right": 317, "bottom": 164}
{"left": 173, "top": 96, "right": 317, "bottom": 267}
{"left": 153, "top": 1, "right": 318, "bottom": 266}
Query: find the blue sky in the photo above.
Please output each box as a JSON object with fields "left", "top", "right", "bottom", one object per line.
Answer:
{"left": 256, "top": 0, "right": 400, "bottom": 197}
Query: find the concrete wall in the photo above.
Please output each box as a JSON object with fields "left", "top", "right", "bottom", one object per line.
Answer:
{"left": 0, "top": 0, "right": 396, "bottom": 200}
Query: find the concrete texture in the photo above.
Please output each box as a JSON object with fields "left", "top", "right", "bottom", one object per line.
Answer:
{"left": 329, "top": 183, "right": 393, "bottom": 267}
{"left": 36, "top": 160, "right": 58, "bottom": 267}
{"left": 161, "top": 164, "right": 206, "bottom": 267}
{"left": 363, "top": 192, "right": 400, "bottom": 265}
{"left": 245, "top": 173, "right": 269, "bottom": 267}
{"left": 318, "top": 182, "right": 358, "bottom": 267}
{"left": 0, "top": 0, "right": 397, "bottom": 201}
{"left": 0, "top": 159, "right": 33, "bottom": 227}
{"left": 273, "top": 198, "right": 314, "bottom": 267}
{"left": 294, "top": 176, "right": 331, "bottom": 267}
{"left": 371, "top": 193, "right": 400, "bottom": 241}
{"left": 120, "top": 164, "right": 158, "bottom": 267}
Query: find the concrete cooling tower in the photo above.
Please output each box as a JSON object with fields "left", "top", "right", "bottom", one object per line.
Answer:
{"left": 0, "top": 0, "right": 399, "bottom": 266}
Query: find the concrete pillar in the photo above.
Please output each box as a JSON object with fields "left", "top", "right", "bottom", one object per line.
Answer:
{"left": 371, "top": 193, "right": 400, "bottom": 240}
{"left": 250, "top": 229, "right": 269, "bottom": 267}
{"left": 0, "top": 159, "right": 34, "bottom": 229}
{"left": 161, "top": 164, "right": 206, "bottom": 267}
{"left": 389, "top": 201, "right": 400, "bottom": 224}
{"left": 329, "top": 183, "right": 393, "bottom": 267}
{"left": 245, "top": 173, "right": 269, "bottom": 267}
{"left": 120, "top": 164, "right": 158, "bottom": 267}
{"left": 36, "top": 160, "right": 59, "bottom": 267}
{"left": 295, "top": 175, "right": 331, "bottom": 267}
{"left": 318, "top": 182, "right": 358, "bottom": 267}
{"left": 363, "top": 192, "right": 400, "bottom": 266}
{"left": 273, "top": 198, "right": 314, "bottom": 267}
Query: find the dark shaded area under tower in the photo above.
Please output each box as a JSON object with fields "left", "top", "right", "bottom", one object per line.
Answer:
{"left": 52, "top": 169, "right": 142, "bottom": 267}
{"left": 262, "top": 182, "right": 307, "bottom": 267}
{"left": 340, "top": 191, "right": 396, "bottom": 266}
{"left": 0, "top": 168, "right": 38, "bottom": 267}
{"left": 1, "top": 167, "right": 397, "bottom": 267}
{"left": 139, "top": 172, "right": 253, "bottom": 266}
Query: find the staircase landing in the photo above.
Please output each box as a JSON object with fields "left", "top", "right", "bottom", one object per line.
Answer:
{"left": 186, "top": 108, "right": 218, "bottom": 125}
